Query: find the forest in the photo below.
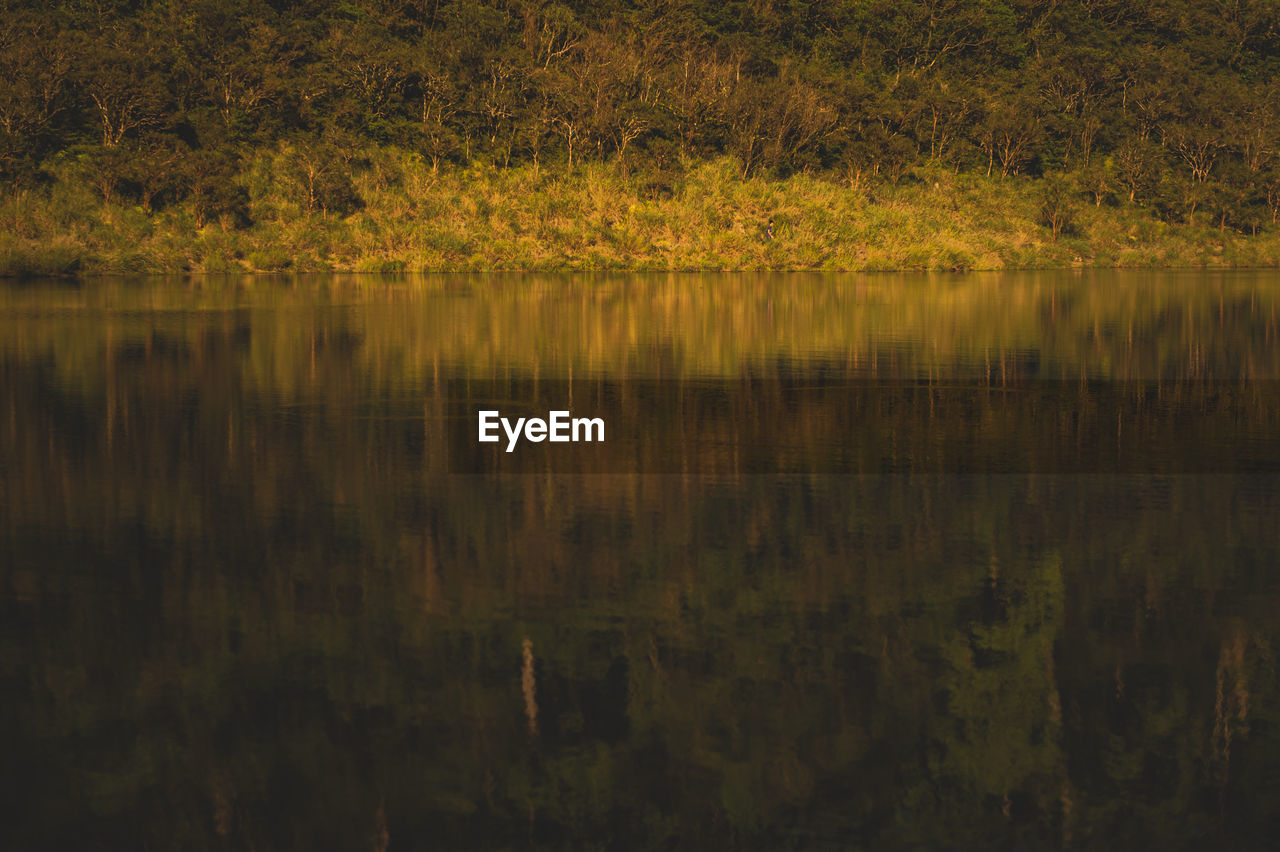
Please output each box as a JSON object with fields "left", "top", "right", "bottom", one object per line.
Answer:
{"left": 4, "top": 0, "right": 1280, "bottom": 273}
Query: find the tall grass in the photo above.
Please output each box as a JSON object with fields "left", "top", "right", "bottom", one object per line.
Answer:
{"left": 4, "top": 149, "right": 1280, "bottom": 276}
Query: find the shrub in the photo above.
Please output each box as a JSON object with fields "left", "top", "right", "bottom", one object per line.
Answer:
{"left": 1039, "top": 172, "right": 1078, "bottom": 241}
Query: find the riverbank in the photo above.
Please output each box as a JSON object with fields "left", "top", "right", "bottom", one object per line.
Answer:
{"left": 4, "top": 152, "right": 1280, "bottom": 277}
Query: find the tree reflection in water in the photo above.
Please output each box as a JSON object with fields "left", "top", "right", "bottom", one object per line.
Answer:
{"left": 1, "top": 272, "right": 1279, "bottom": 849}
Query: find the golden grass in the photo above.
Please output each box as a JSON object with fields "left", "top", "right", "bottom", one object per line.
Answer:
{"left": 3, "top": 150, "right": 1280, "bottom": 276}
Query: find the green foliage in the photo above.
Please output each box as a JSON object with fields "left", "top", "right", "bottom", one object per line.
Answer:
{"left": 0, "top": 235, "right": 80, "bottom": 277}
{"left": 9, "top": 153, "right": 1280, "bottom": 276}
{"left": 3, "top": 1, "right": 1280, "bottom": 261}
{"left": 1039, "top": 172, "right": 1079, "bottom": 241}
{"left": 187, "top": 149, "right": 253, "bottom": 228}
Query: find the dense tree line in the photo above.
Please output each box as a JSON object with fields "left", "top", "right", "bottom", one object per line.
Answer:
{"left": 3, "top": 0, "right": 1280, "bottom": 231}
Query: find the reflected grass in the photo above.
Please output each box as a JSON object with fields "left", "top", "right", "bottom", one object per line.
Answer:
{"left": 3, "top": 270, "right": 1277, "bottom": 382}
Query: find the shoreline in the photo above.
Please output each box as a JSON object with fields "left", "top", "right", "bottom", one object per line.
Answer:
{"left": 7, "top": 262, "right": 1280, "bottom": 281}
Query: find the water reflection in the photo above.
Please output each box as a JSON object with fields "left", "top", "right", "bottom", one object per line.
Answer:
{"left": 1, "top": 272, "right": 1279, "bottom": 849}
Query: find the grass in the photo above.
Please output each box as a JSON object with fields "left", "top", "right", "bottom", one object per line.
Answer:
{"left": 4, "top": 148, "right": 1280, "bottom": 277}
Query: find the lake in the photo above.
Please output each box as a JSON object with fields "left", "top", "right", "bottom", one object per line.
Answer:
{"left": 2, "top": 271, "right": 1279, "bottom": 849}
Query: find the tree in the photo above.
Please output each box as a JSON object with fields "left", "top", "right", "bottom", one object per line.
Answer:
{"left": 871, "top": 0, "right": 1022, "bottom": 72}
{"left": 1162, "top": 122, "right": 1223, "bottom": 184}
{"left": 664, "top": 50, "right": 735, "bottom": 159}
{"left": 125, "top": 137, "right": 187, "bottom": 213}
{"left": 282, "top": 138, "right": 362, "bottom": 218}
{"left": 1039, "top": 172, "right": 1078, "bottom": 240}
{"left": 520, "top": 1, "right": 583, "bottom": 69}
{"left": 1113, "top": 135, "right": 1161, "bottom": 203}
{"left": 1081, "top": 159, "right": 1116, "bottom": 207}
{"left": 1264, "top": 166, "right": 1280, "bottom": 225}
{"left": 324, "top": 22, "right": 413, "bottom": 141}
{"left": 978, "top": 87, "right": 1041, "bottom": 179}
{"left": 726, "top": 66, "right": 837, "bottom": 178}
{"left": 186, "top": 148, "right": 250, "bottom": 228}
{"left": 408, "top": 45, "right": 462, "bottom": 171}
{"left": 82, "top": 144, "right": 131, "bottom": 206}
{"left": 919, "top": 72, "right": 979, "bottom": 165}
{"left": 0, "top": 13, "right": 73, "bottom": 186}
{"left": 1210, "top": 162, "right": 1258, "bottom": 233}
{"left": 1034, "top": 47, "right": 1116, "bottom": 167}
{"left": 76, "top": 24, "right": 170, "bottom": 148}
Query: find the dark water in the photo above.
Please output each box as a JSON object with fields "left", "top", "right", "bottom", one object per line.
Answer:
{"left": 2, "top": 271, "right": 1279, "bottom": 850}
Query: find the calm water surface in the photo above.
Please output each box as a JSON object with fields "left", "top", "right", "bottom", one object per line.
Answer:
{"left": 2, "top": 271, "right": 1279, "bottom": 849}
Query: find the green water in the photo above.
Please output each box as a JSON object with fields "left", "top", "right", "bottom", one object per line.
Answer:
{"left": 2, "top": 271, "right": 1279, "bottom": 849}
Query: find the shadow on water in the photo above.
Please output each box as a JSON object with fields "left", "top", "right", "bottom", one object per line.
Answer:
{"left": 2, "top": 271, "right": 1279, "bottom": 849}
